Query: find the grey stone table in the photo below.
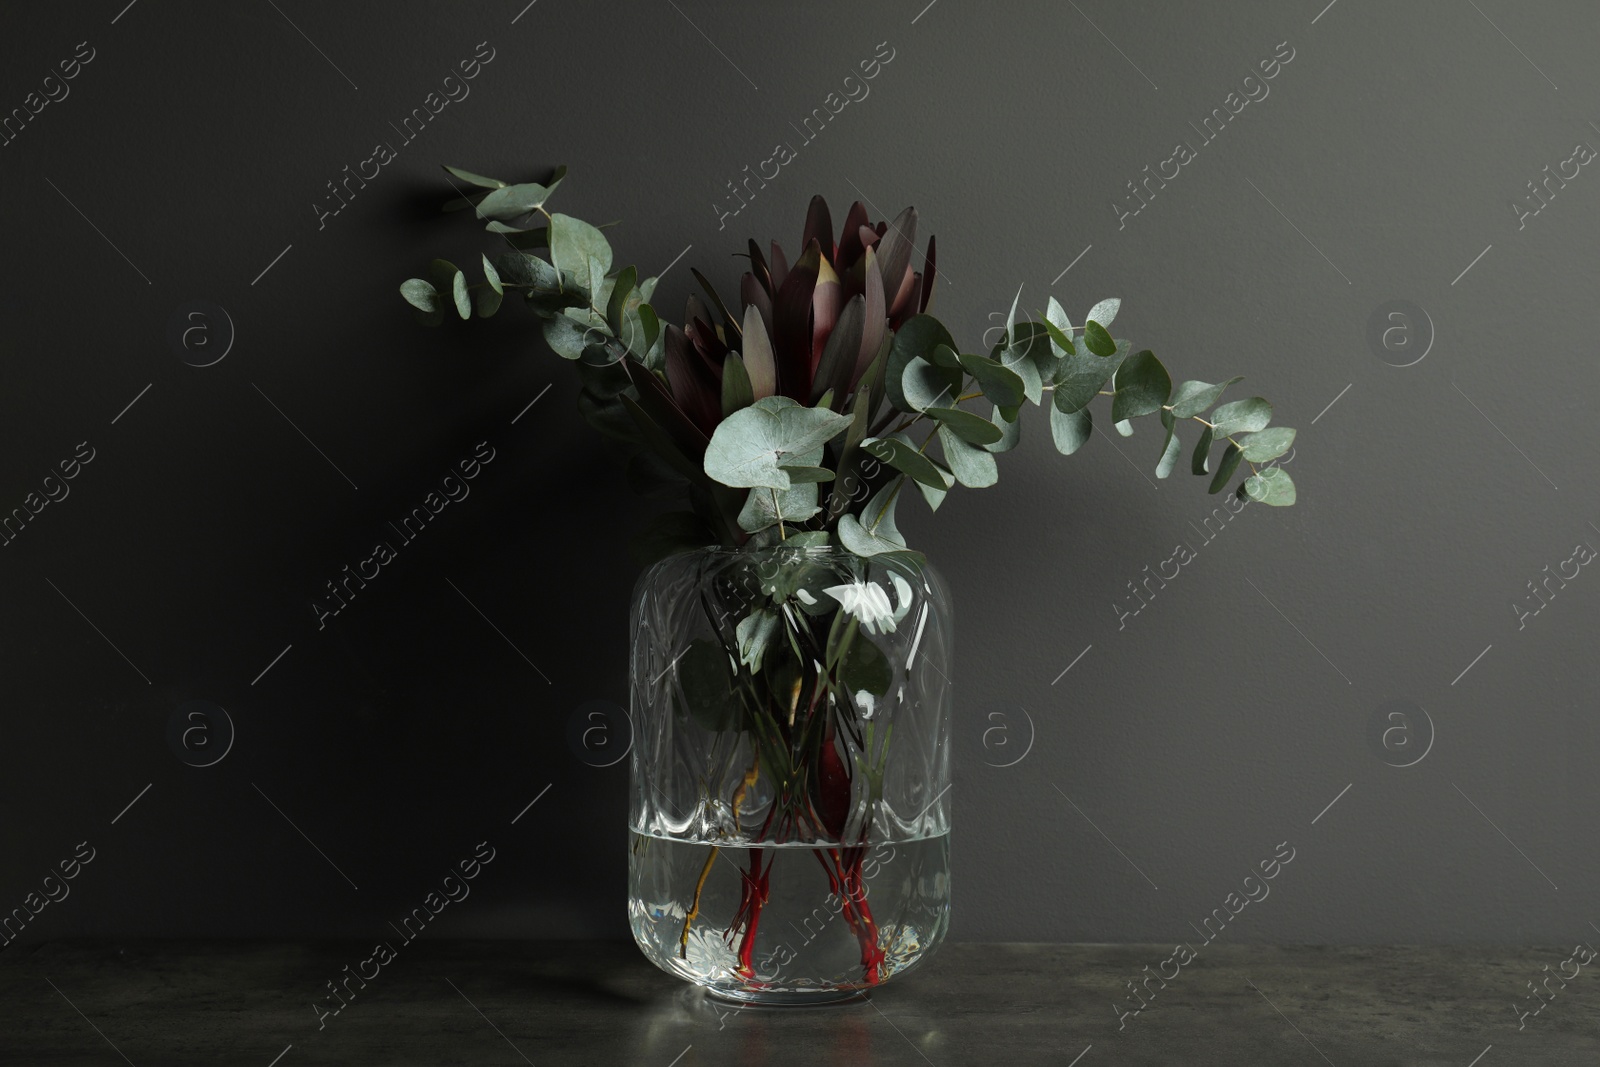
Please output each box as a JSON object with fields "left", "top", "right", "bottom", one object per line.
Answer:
{"left": 2, "top": 941, "right": 1596, "bottom": 1065}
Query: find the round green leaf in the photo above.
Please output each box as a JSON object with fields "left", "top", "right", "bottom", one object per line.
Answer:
{"left": 1045, "top": 297, "right": 1074, "bottom": 348}
{"left": 774, "top": 463, "right": 834, "bottom": 483}
{"left": 399, "top": 278, "right": 438, "bottom": 312}
{"left": 704, "top": 396, "right": 854, "bottom": 489}
{"left": 1053, "top": 353, "right": 1116, "bottom": 414}
{"left": 548, "top": 212, "right": 613, "bottom": 295}
{"left": 903, "top": 356, "right": 963, "bottom": 412}
{"left": 886, "top": 315, "right": 956, "bottom": 410}
{"left": 925, "top": 405, "right": 1004, "bottom": 445}
{"left": 441, "top": 165, "right": 506, "bottom": 190}
{"left": 862, "top": 435, "right": 952, "bottom": 489}
{"left": 738, "top": 482, "right": 820, "bottom": 533}
{"left": 1238, "top": 426, "right": 1296, "bottom": 462}
{"left": 1210, "top": 397, "right": 1273, "bottom": 436}
{"left": 939, "top": 425, "right": 998, "bottom": 487}
{"left": 1208, "top": 441, "right": 1243, "bottom": 494}
{"left": 1192, "top": 425, "right": 1214, "bottom": 475}
{"left": 1050, "top": 405, "right": 1092, "bottom": 455}
{"left": 476, "top": 181, "right": 560, "bottom": 220}
{"left": 480, "top": 254, "right": 503, "bottom": 295}
{"left": 1082, "top": 320, "right": 1116, "bottom": 358}
{"left": 1085, "top": 297, "right": 1120, "bottom": 329}
{"left": 1111, "top": 350, "right": 1171, "bottom": 422}
{"left": 1155, "top": 422, "right": 1181, "bottom": 479}
{"left": 1169, "top": 376, "right": 1241, "bottom": 419}
{"left": 1243, "top": 466, "right": 1297, "bottom": 506}
{"left": 984, "top": 405, "right": 1021, "bottom": 453}
{"left": 959, "top": 352, "right": 1026, "bottom": 407}
{"left": 840, "top": 480, "right": 907, "bottom": 556}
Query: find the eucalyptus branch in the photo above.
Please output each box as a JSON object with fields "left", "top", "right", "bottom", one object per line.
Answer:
{"left": 400, "top": 168, "right": 1299, "bottom": 564}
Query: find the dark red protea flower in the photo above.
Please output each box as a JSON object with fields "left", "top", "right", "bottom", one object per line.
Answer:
{"left": 658, "top": 196, "right": 937, "bottom": 436}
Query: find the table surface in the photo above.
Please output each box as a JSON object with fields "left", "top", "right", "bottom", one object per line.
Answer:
{"left": 1, "top": 940, "right": 1595, "bottom": 1065}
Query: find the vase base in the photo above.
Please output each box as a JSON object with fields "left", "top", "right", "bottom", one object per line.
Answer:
{"left": 704, "top": 986, "right": 869, "bottom": 1007}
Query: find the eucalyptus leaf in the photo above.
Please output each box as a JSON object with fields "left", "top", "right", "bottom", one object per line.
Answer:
{"left": 1169, "top": 376, "right": 1242, "bottom": 419}
{"left": 939, "top": 425, "right": 999, "bottom": 487}
{"left": 1209, "top": 442, "right": 1243, "bottom": 494}
{"left": 504, "top": 227, "right": 551, "bottom": 251}
{"left": 984, "top": 405, "right": 1021, "bottom": 453}
{"left": 1238, "top": 426, "right": 1296, "bottom": 462}
{"left": 1045, "top": 297, "right": 1074, "bottom": 346}
{"left": 736, "top": 609, "right": 781, "bottom": 672}
{"left": 1085, "top": 297, "right": 1120, "bottom": 329}
{"left": 476, "top": 181, "right": 560, "bottom": 220}
{"left": 606, "top": 265, "right": 636, "bottom": 336}
{"left": 1192, "top": 425, "right": 1214, "bottom": 475}
{"left": 1243, "top": 466, "right": 1297, "bottom": 506}
{"left": 1039, "top": 317, "right": 1076, "bottom": 360}
{"left": 477, "top": 255, "right": 503, "bottom": 296}
{"left": 1155, "top": 422, "right": 1181, "bottom": 479}
{"left": 925, "top": 406, "right": 1004, "bottom": 445}
{"left": 399, "top": 278, "right": 438, "bottom": 312}
{"left": 548, "top": 212, "right": 612, "bottom": 295}
{"left": 703, "top": 395, "right": 854, "bottom": 489}
{"left": 1083, "top": 320, "right": 1116, "bottom": 358}
{"left": 1210, "top": 397, "right": 1273, "bottom": 437}
{"left": 862, "top": 435, "right": 953, "bottom": 489}
{"left": 1051, "top": 405, "right": 1092, "bottom": 455}
{"left": 1111, "top": 350, "right": 1171, "bottom": 422}
{"left": 1053, "top": 352, "right": 1117, "bottom": 414}
{"left": 840, "top": 479, "right": 906, "bottom": 556}
{"left": 886, "top": 315, "right": 956, "bottom": 411}
{"left": 902, "top": 356, "right": 963, "bottom": 412}
{"left": 638, "top": 304, "right": 662, "bottom": 353}
{"left": 451, "top": 270, "right": 472, "bottom": 320}
{"left": 774, "top": 464, "right": 834, "bottom": 483}
{"left": 442, "top": 165, "right": 505, "bottom": 190}
{"left": 998, "top": 340, "right": 1044, "bottom": 405}
{"left": 959, "top": 352, "right": 1027, "bottom": 408}
{"left": 738, "top": 482, "right": 821, "bottom": 533}
{"left": 543, "top": 310, "right": 603, "bottom": 360}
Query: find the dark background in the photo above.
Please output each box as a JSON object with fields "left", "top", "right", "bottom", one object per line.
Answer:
{"left": 1, "top": 0, "right": 1594, "bottom": 949}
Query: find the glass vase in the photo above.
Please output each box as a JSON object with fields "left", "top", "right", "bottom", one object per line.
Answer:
{"left": 626, "top": 544, "right": 953, "bottom": 1003}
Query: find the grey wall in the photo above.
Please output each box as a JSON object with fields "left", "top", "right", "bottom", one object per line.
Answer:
{"left": 1, "top": 0, "right": 1594, "bottom": 949}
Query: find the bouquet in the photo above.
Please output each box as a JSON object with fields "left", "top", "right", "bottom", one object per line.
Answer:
{"left": 400, "top": 166, "right": 1296, "bottom": 995}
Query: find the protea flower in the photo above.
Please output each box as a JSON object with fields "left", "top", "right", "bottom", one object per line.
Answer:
{"left": 657, "top": 195, "right": 937, "bottom": 436}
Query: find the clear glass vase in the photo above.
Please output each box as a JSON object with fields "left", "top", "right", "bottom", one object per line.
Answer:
{"left": 627, "top": 544, "right": 953, "bottom": 1003}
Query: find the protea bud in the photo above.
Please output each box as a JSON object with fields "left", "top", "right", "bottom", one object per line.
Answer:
{"left": 662, "top": 195, "right": 937, "bottom": 437}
